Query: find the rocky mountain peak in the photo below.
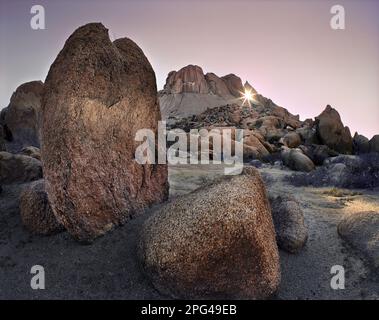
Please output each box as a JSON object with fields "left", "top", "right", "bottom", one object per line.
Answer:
{"left": 160, "top": 66, "right": 253, "bottom": 118}
{"left": 162, "top": 65, "right": 245, "bottom": 99}
{"left": 163, "top": 64, "right": 208, "bottom": 94}
{"left": 244, "top": 81, "right": 257, "bottom": 94}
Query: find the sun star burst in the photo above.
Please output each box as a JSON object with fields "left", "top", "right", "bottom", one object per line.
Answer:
{"left": 241, "top": 89, "right": 255, "bottom": 106}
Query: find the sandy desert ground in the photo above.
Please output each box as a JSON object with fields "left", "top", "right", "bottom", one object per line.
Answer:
{"left": 0, "top": 164, "right": 378, "bottom": 299}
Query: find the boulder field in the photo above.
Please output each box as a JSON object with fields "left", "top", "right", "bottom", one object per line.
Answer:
{"left": 0, "top": 21, "right": 378, "bottom": 300}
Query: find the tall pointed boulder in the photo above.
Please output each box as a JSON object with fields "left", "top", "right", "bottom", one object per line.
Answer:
{"left": 41, "top": 23, "right": 168, "bottom": 242}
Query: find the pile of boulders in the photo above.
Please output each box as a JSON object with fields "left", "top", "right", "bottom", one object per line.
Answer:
{"left": 170, "top": 99, "right": 379, "bottom": 173}
{"left": 170, "top": 104, "right": 259, "bottom": 130}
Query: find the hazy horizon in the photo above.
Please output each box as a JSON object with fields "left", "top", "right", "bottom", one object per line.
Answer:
{"left": 1, "top": 0, "right": 378, "bottom": 138}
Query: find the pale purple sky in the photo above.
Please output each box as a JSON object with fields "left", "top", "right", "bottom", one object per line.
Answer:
{"left": 1, "top": 0, "right": 378, "bottom": 138}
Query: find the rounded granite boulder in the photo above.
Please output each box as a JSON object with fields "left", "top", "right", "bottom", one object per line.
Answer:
{"left": 270, "top": 195, "right": 308, "bottom": 253}
{"left": 138, "top": 167, "right": 280, "bottom": 299}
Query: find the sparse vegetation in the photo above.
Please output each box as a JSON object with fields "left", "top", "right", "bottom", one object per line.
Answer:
{"left": 287, "top": 153, "right": 379, "bottom": 189}
{"left": 322, "top": 187, "right": 362, "bottom": 198}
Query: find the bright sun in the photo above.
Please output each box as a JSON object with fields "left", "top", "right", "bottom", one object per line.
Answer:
{"left": 242, "top": 89, "right": 254, "bottom": 106}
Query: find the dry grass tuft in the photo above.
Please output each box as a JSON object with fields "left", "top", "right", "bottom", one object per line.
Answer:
{"left": 322, "top": 188, "right": 362, "bottom": 198}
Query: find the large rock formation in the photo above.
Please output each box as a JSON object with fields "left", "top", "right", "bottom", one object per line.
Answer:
{"left": 20, "top": 180, "right": 64, "bottom": 235}
{"left": 41, "top": 23, "right": 168, "bottom": 242}
{"left": 0, "top": 152, "right": 42, "bottom": 184}
{"left": 160, "top": 64, "right": 378, "bottom": 167}
{"left": 159, "top": 65, "right": 244, "bottom": 118}
{"left": 315, "top": 105, "right": 353, "bottom": 154}
{"left": 205, "top": 72, "right": 234, "bottom": 97}
{"left": 138, "top": 167, "right": 281, "bottom": 299}
{"left": 163, "top": 65, "right": 209, "bottom": 94}
{"left": 0, "top": 81, "right": 43, "bottom": 152}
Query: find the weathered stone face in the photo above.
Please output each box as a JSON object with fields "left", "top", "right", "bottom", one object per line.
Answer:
{"left": 164, "top": 65, "right": 209, "bottom": 94}
{"left": 221, "top": 74, "right": 244, "bottom": 97}
{"left": 41, "top": 23, "right": 168, "bottom": 242}
{"left": 159, "top": 67, "right": 244, "bottom": 119}
{"left": 205, "top": 72, "right": 234, "bottom": 98}
{"left": 138, "top": 167, "right": 281, "bottom": 299}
